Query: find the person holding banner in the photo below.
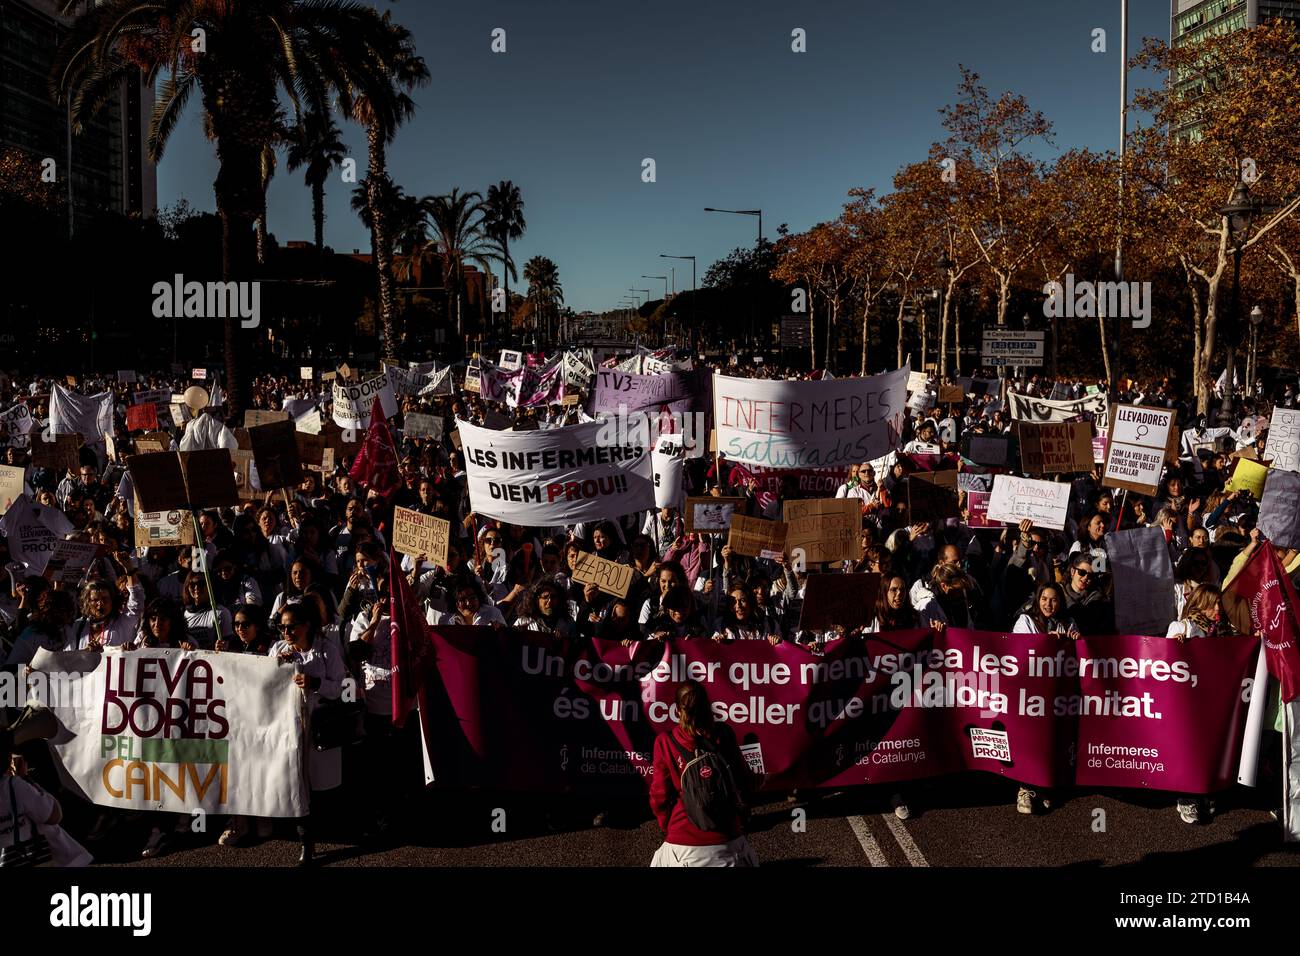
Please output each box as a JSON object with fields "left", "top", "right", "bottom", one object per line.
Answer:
{"left": 72, "top": 573, "right": 144, "bottom": 652}
{"left": 180, "top": 573, "right": 234, "bottom": 650}
{"left": 514, "top": 581, "right": 576, "bottom": 639}
{"left": 712, "top": 584, "right": 782, "bottom": 645}
{"left": 272, "top": 601, "right": 347, "bottom": 865}
{"left": 1012, "top": 583, "right": 1080, "bottom": 638}
{"left": 432, "top": 582, "right": 506, "bottom": 628}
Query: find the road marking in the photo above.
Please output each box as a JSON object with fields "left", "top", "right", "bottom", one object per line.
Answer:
{"left": 846, "top": 815, "right": 888, "bottom": 866}
{"left": 882, "top": 813, "right": 930, "bottom": 867}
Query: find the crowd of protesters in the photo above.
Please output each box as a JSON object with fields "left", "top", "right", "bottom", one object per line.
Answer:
{"left": 0, "top": 354, "right": 1293, "bottom": 868}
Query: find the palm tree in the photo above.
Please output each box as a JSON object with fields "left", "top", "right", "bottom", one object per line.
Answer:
{"left": 255, "top": 139, "right": 277, "bottom": 266}
{"left": 338, "top": 12, "right": 429, "bottom": 361}
{"left": 425, "top": 189, "right": 493, "bottom": 339}
{"left": 483, "top": 180, "right": 526, "bottom": 337}
{"left": 523, "top": 255, "right": 563, "bottom": 341}
{"left": 53, "top": 0, "right": 424, "bottom": 416}
{"left": 285, "top": 108, "right": 346, "bottom": 269}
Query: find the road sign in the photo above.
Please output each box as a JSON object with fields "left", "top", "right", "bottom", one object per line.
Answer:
{"left": 981, "top": 330, "right": 1045, "bottom": 367}
{"left": 780, "top": 316, "right": 810, "bottom": 348}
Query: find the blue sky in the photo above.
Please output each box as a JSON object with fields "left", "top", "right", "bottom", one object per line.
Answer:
{"left": 157, "top": 0, "right": 1170, "bottom": 312}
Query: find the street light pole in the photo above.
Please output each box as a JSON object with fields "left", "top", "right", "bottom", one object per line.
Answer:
{"left": 705, "top": 207, "right": 763, "bottom": 347}
{"left": 661, "top": 254, "right": 696, "bottom": 351}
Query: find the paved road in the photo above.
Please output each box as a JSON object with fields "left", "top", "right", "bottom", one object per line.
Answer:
{"left": 81, "top": 774, "right": 1300, "bottom": 868}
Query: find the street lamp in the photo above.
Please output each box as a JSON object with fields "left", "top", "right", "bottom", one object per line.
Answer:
{"left": 1248, "top": 305, "right": 1264, "bottom": 396}
{"left": 705, "top": 208, "right": 763, "bottom": 349}
{"left": 642, "top": 276, "right": 668, "bottom": 300}
{"left": 1218, "top": 180, "right": 1260, "bottom": 421}
{"left": 661, "top": 254, "right": 697, "bottom": 351}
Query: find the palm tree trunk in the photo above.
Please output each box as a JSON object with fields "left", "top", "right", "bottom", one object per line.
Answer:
{"left": 312, "top": 179, "right": 325, "bottom": 271}
{"left": 502, "top": 237, "right": 510, "bottom": 338}
{"left": 367, "top": 127, "right": 398, "bottom": 361}
{"left": 214, "top": 148, "right": 260, "bottom": 419}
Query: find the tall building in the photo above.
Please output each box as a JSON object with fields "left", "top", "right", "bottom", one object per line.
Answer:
{"left": 1, "top": 0, "right": 157, "bottom": 230}
{"left": 1172, "top": 0, "right": 1300, "bottom": 47}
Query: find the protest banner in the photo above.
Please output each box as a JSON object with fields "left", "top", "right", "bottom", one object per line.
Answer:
{"left": 42, "top": 539, "right": 101, "bottom": 584}
{"left": 332, "top": 373, "right": 398, "bottom": 429}
{"left": 1258, "top": 469, "right": 1300, "bottom": 551}
{"left": 29, "top": 648, "right": 308, "bottom": 818}
{"left": 966, "top": 435, "right": 1009, "bottom": 466}
{"left": 1103, "top": 405, "right": 1176, "bottom": 496}
{"left": 651, "top": 433, "right": 687, "bottom": 508}
{"left": 0, "top": 494, "right": 75, "bottom": 571}
{"left": 31, "top": 432, "right": 81, "bottom": 472}
{"left": 592, "top": 368, "right": 710, "bottom": 416}
{"left": 1017, "top": 420, "right": 1093, "bottom": 474}
{"left": 457, "top": 418, "right": 654, "bottom": 525}
{"left": 798, "top": 572, "right": 879, "bottom": 631}
{"left": 570, "top": 550, "right": 635, "bottom": 598}
{"left": 0, "top": 464, "right": 23, "bottom": 514}
{"left": 907, "top": 475, "right": 960, "bottom": 525}
{"left": 1267, "top": 407, "right": 1300, "bottom": 473}
{"left": 1225, "top": 456, "right": 1269, "bottom": 499}
{"left": 125, "top": 402, "right": 158, "bottom": 433}
{"left": 294, "top": 431, "right": 324, "bottom": 468}
{"left": 986, "top": 475, "right": 1070, "bottom": 530}
{"left": 713, "top": 367, "right": 908, "bottom": 472}
{"left": 403, "top": 412, "right": 444, "bottom": 441}
{"left": 133, "top": 494, "right": 195, "bottom": 548}
{"left": 965, "top": 490, "right": 998, "bottom": 528}
{"left": 134, "top": 436, "right": 167, "bottom": 454}
{"left": 244, "top": 409, "right": 290, "bottom": 428}
{"left": 49, "top": 383, "right": 113, "bottom": 441}
{"left": 783, "top": 499, "right": 860, "bottom": 565}
{"left": 1008, "top": 391, "right": 1108, "bottom": 424}
{"left": 684, "top": 496, "right": 746, "bottom": 534}
{"left": 416, "top": 627, "right": 1255, "bottom": 796}
{"left": 728, "top": 515, "right": 788, "bottom": 559}
{"left": 0, "top": 402, "right": 33, "bottom": 438}
{"left": 127, "top": 449, "right": 240, "bottom": 512}
{"left": 117, "top": 370, "right": 137, "bottom": 383}
{"left": 248, "top": 420, "right": 303, "bottom": 491}
{"left": 392, "top": 506, "right": 451, "bottom": 565}
{"left": 1107, "top": 527, "right": 1178, "bottom": 636}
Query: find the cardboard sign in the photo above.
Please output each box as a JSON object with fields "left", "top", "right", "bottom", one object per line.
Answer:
{"left": 392, "top": 506, "right": 451, "bottom": 565}
{"left": 449, "top": 430, "right": 462, "bottom": 451}
{"left": 295, "top": 431, "right": 325, "bottom": 467}
{"left": 169, "top": 404, "right": 188, "bottom": 427}
{"left": 909, "top": 469, "right": 959, "bottom": 491}
{"left": 1103, "top": 405, "right": 1175, "bottom": 496}
{"left": 117, "top": 370, "right": 137, "bottom": 384}
{"left": 42, "top": 539, "right": 101, "bottom": 584}
{"left": 133, "top": 494, "right": 196, "bottom": 548}
{"left": 135, "top": 437, "right": 167, "bottom": 454}
{"left": 783, "top": 499, "right": 860, "bottom": 565}
{"left": 562, "top": 393, "right": 580, "bottom": 406}
{"left": 938, "top": 383, "right": 965, "bottom": 404}
{"left": 1266, "top": 407, "right": 1300, "bottom": 473}
{"left": 985, "top": 475, "right": 1070, "bottom": 530}
{"left": 967, "top": 435, "right": 1009, "bottom": 466}
{"left": 0, "top": 464, "right": 24, "bottom": 514}
{"left": 244, "top": 409, "right": 290, "bottom": 429}
{"left": 403, "top": 413, "right": 444, "bottom": 441}
{"left": 320, "top": 447, "right": 336, "bottom": 473}
{"left": 798, "top": 572, "right": 880, "bottom": 632}
{"left": 907, "top": 371, "right": 930, "bottom": 394}
{"left": 1018, "top": 421, "right": 1093, "bottom": 474}
{"left": 337, "top": 363, "right": 355, "bottom": 382}
{"left": 570, "top": 549, "right": 635, "bottom": 599}
{"left": 965, "top": 490, "right": 998, "bottom": 528}
{"left": 685, "top": 496, "right": 746, "bottom": 534}
{"left": 1107, "top": 527, "right": 1178, "bottom": 636}
{"left": 249, "top": 420, "right": 303, "bottom": 490}
{"left": 127, "top": 449, "right": 239, "bottom": 511}
{"left": 727, "top": 515, "right": 788, "bottom": 559}
{"left": 31, "top": 433, "right": 81, "bottom": 472}
{"left": 321, "top": 371, "right": 337, "bottom": 382}
{"left": 1226, "top": 456, "right": 1269, "bottom": 499}
{"left": 230, "top": 449, "right": 258, "bottom": 500}
{"left": 300, "top": 367, "right": 314, "bottom": 381}
{"left": 907, "top": 475, "right": 960, "bottom": 525}
{"left": 125, "top": 402, "right": 159, "bottom": 433}
{"left": 1258, "top": 469, "right": 1300, "bottom": 550}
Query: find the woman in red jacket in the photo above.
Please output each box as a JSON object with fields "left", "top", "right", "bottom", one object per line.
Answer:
{"left": 649, "top": 680, "right": 759, "bottom": 867}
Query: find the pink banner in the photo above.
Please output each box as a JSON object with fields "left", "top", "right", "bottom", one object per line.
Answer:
{"left": 422, "top": 627, "right": 1257, "bottom": 795}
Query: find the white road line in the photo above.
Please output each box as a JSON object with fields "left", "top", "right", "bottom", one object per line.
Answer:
{"left": 846, "top": 815, "right": 888, "bottom": 867}
{"left": 881, "top": 813, "right": 930, "bottom": 868}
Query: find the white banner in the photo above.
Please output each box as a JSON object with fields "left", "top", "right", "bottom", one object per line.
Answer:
{"left": 419, "top": 366, "right": 456, "bottom": 396}
{"left": 49, "top": 383, "right": 114, "bottom": 440}
{"left": 0, "top": 493, "right": 75, "bottom": 570}
{"left": 332, "top": 373, "right": 398, "bottom": 428}
{"left": 986, "top": 475, "right": 1071, "bottom": 530}
{"left": 457, "top": 418, "right": 654, "bottom": 524}
{"left": 1008, "top": 391, "right": 1108, "bottom": 423}
{"left": 0, "top": 402, "right": 34, "bottom": 436}
{"left": 713, "top": 367, "right": 909, "bottom": 471}
{"left": 1266, "top": 407, "right": 1300, "bottom": 473}
{"left": 651, "top": 433, "right": 687, "bottom": 508}
{"left": 29, "top": 648, "right": 308, "bottom": 818}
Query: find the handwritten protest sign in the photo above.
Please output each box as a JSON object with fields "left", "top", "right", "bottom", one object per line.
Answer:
{"left": 1018, "top": 421, "right": 1093, "bottom": 474}
{"left": 403, "top": 413, "right": 444, "bottom": 441}
{"left": 938, "top": 383, "right": 965, "bottom": 404}
{"left": 125, "top": 402, "right": 158, "bottom": 433}
{"left": 1103, "top": 405, "right": 1175, "bottom": 496}
{"left": 0, "top": 464, "right": 24, "bottom": 514}
{"left": 31, "top": 433, "right": 81, "bottom": 472}
{"left": 986, "top": 475, "right": 1071, "bottom": 530}
{"left": 783, "top": 499, "right": 860, "bottom": 564}
{"left": 1225, "top": 457, "right": 1269, "bottom": 499}
{"left": 728, "top": 515, "right": 788, "bottom": 559}
{"left": 570, "top": 549, "right": 635, "bottom": 598}
{"left": 332, "top": 373, "right": 398, "bottom": 428}
{"left": 798, "top": 572, "right": 879, "bottom": 631}
{"left": 244, "top": 409, "right": 290, "bottom": 429}
{"left": 392, "top": 506, "right": 451, "bottom": 565}
{"left": 1266, "top": 408, "right": 1300, "bottom": 473}
{"left": 248, "top": 420, "right": 303, "bottom": 490}
{"left": 42, "top": 539, "right": 101, "bottom": 584}
{"left": 1008, "top": 391, "right": 1108, "bottom": 424}
{"left": 685, "top": 496, "right": 746, "bottom": 534}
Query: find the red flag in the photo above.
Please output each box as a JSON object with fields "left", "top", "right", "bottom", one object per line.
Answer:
{"left": 348, "top": 398, "right": 401, "bottom": 499}
{"left": 1226, "top": 544, "right": 1300, "bottom": 703}
{"left": 389, "top": 548, "right": 435, "bottom": 728}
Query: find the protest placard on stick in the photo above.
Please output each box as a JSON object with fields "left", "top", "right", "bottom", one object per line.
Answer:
{"left": 986, "top": 475, "right": 1070, "bottom": 530}
{"left": 128, "top": 449, "right": 239, "bottom": 512}
{"left": 728, "top": 515, "right": 788, "bottom": 559}
{"left": 1017, "top": 421, "right": 1093, "bottom": 474}
{"left": 798, "top": 573, "right": 880, "bottom": 632}
{"left": 783, "top": 499, "right": 860, "bottom": 564}
{"left": 570, "top": 550, "right": 634, "bottom": 598}
{"left": 392, "top": 507, "right": 451, "bottom": 565}
{"left": 0, "top": 465, "right": 23, "bottom": 514}
{"left": 685, "top": 496, "right": 746, "bottom": 534}
{"left": 248, "top": 420, "right": 303, "bottom": 490}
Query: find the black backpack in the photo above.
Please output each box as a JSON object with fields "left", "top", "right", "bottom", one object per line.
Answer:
{"left": 669, "top": 734, "right": 742, "bottom": 832}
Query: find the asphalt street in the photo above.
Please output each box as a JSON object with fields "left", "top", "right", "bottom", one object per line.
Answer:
{"left": 78, "top": 773, "right": 1300, "bottom": 868}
